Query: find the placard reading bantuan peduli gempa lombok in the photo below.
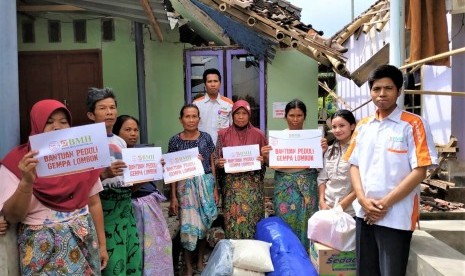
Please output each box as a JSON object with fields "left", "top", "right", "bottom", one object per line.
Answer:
{"left": 122, "top": 147, "right": 163, "bottom": 184}
{"left": 223, "top": 144, "right": 261, "bottom": 173}
{"left": 162, "top": 147, "right": 204, "bottom": 184}
{"left": 29, "top": 122, "right": 111, "bottom": 177}
{"left": 268, "top": 129, "right": 323, "bottom": 169}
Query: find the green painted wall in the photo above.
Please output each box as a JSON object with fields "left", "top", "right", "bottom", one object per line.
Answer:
{"left": 266, "top": 49, "right": 319, "bottom": 132}
{"left": 17, "top": 15, "right": 139, "bottom": 122}
{"left": 144, "top": 39, "right": 187, "bottom": 150}
{"left": 16, "top": 14, "right": 189, "bottom": 151}
{"left": 16, "top": 15, "right": 319, "bottom": 153}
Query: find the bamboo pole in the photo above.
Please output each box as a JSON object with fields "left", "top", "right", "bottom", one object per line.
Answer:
{"left": 318, "top": 81, "right": 352, "bottom": 110}
{"left": 404, "top": 90, "right": 465, "bottom": 97}
{"left": 349, "top": 47, "right": 465, "bottom": 112}
{"left": 348, "top": 89, "right": 465, "bottom": 114}
{"left": 335, "top": 2, "right": 387, "bottom": 44}
{"left": 362, "top": 13, "right": 379, "bottom": 34}
{"left": 351, "top": 99, "right": 372, "bottom": 112}
{"left": 376, "top": 11, "right": 390, "bottom": 32}
{"left": 400, "top": 47, "right": 465, "bottom": 69}
{"left": 335, "top": 16, "right": 373, "bottom": 44}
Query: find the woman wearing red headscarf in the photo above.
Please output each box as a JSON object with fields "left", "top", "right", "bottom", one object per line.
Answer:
{"left": 0, "top": 99, "right": 108, "bottom": 275}
{"left": 215, "top": 100, "right": 267, "bottom": 239}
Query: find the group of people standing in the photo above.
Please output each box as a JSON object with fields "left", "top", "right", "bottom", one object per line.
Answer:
{"left": 0, "top": 64, "right": 437, "bottom": 276}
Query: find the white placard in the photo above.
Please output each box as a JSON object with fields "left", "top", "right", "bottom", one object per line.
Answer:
{"left": 162, "top": 147, "right": 205, "bottom": 184}
{"left": 268, "top": 129, "right": 323, "bottom": 169}
{"left": 272, "top": 102, "right": 288, "bottom": 118}
{"left": 29, "top": 122, "right": 111, "bottom": 177}
{"left": 122, "top": 147, "right": 163, "bottom": 184}
{"left": 222, "top": 144, "right": 261, "bottom": 173}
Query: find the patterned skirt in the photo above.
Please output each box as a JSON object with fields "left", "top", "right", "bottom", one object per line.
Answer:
{"left": 17, "top": 213, "right": 100, "bottom": 275}
{"left": 273, "top": 169, "right": 319, "bottom": 249}
{"left": 100, "top": 188, "right": 142, "bottom": 276}
{"left": 177, "top": 173, "right": 217, "bottom": 251}
{"left": 223, "top": 170, "right": 264, "bottom": 239}
{"left": 132, "top": 191, "right": 174, "bottom": 276}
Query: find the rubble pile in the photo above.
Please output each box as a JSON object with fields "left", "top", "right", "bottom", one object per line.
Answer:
{"left": 420, "top": 196, "right": 465, "bottom": 212}
{"left": 200, "top": 0, "right": 350, "bottom": 76}
{"left": 420, "top": 136, "right": 465, "bottom": 214}
{"left": 250, "top": 0, "right": 313, "bottom": 32}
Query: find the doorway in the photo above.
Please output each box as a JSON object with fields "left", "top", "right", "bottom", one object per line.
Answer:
{"left": 185, "top": 48, "right": 266, "bottom": 131}
{"left": 18, "top": 50, "right": 103, "bottom": 143}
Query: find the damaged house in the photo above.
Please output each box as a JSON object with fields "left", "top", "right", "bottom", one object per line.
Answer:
{"left": 2, "top": 0, "right": 350, "bottom": 159}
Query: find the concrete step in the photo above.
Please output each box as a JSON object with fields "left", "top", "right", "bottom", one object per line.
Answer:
{"left": 407, "top": 220, "right": 465, "bottom": 276}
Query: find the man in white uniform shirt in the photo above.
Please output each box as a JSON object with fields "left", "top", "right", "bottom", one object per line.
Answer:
{"left": 344, "top": 65, "right": 438, "bottom": 276}
{"left": 193, "top": 68, "right": 233, "bottom": 145}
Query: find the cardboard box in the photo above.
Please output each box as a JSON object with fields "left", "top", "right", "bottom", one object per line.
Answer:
{"left": 309, "top": 240, "right": 356, "bottom": 276}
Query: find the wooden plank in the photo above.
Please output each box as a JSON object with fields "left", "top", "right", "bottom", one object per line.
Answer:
{"left": 140, "top": 0, "right": 164, "bottom": 42}
{"left": 175, "top": 0, "right": 231, "bottom": 45}
{"left": 422, "top": 179, "right": 455, "bottom": 190}
{"left": 427, "top": 155, "right": 445, "bottom": 180}
{"left": 437, "top": 147, "right": 458, "bottom": 153}
{"left": 350, "top": 43, "right": 389, "bottom": 87}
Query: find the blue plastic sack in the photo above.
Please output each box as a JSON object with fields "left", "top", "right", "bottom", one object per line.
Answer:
{"left": 255, "top": 217, "right": 317, "bottom": 276}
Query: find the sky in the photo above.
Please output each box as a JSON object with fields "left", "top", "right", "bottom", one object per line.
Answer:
{"left": 289, "top": 0, "right": 376, "bottom": 36}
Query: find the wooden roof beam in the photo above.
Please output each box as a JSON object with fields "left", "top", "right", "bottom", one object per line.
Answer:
{"left": 140, "top": 0, "right": 164, "bottom": 42}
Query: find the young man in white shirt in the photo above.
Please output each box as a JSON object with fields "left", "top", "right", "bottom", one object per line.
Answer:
{"left": 345, "top": 65, "right": 438, "bottom": 276}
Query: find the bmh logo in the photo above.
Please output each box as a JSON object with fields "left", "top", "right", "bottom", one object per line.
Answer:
{"left": 60, "top": 136, "right": 92, "bottom": 149}
{"left": 270, "top": 138, "right": 279, "bottom": 147}
{"left": 49, "top": 141, "right": 61, "bottom": 152}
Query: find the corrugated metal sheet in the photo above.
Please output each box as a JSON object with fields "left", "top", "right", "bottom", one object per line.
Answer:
{"left": 44, "top": 0, "right": 171, "bottom": 26}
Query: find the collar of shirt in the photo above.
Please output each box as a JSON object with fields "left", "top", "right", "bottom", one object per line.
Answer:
{"left": 333, "top": 140, "right": 350, "bottom": 150}
{"left": 372, "top": 106, "right": 402, "bottom": 123}
{"left": 202, "top": 93, "right": 220, "bottom": 104}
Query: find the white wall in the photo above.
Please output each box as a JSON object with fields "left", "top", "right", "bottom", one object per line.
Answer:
{"left": 336, "top": 24, "right": 391, "bottom": 120}
{"left": 422, "top": 65, "right": 452, "bottom": 145}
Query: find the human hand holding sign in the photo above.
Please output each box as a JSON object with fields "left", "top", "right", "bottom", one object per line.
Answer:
{"left": 19, "top": 150, "right": 39, "bottom": 185}
{"left": 101, "top": 160, "right": 127, "bottom": 180}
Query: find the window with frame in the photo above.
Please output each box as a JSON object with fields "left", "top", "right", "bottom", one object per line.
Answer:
{"left": 404, "top": 70, "right": 422, "bottom": 115}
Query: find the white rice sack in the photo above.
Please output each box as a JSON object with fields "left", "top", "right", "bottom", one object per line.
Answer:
{"left": 230, "top": 239, "right": 274, "bottom": 272}
{"left": 232, "top": 267, "right": 265, "bottom": 276}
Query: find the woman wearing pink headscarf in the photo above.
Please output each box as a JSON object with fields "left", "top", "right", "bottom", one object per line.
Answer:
{"left": 0, "top": 99, "right": 108, "bottom": 275}
{"left": 215, "top": 100, "right": 267, "bottom": 239}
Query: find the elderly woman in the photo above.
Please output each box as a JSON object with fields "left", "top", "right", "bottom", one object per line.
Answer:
{"left": 113, "top": 115, "right": 174, "bottom": 276}
{"left": 215, "top": 100, "right": 267, "bottom": 239}
{"left": 0, "top": 99, "right": 108, "bottom": 275}
{"left": 261, "top": 99, "right": 328, "bottom": 248}
{"left": 168, "top": 104, "right": 218, "bottom": 276}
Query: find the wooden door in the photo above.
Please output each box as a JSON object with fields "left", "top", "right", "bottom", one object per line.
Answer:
{"left": 18, "top": 50, "right": 102, "bottom": 143}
